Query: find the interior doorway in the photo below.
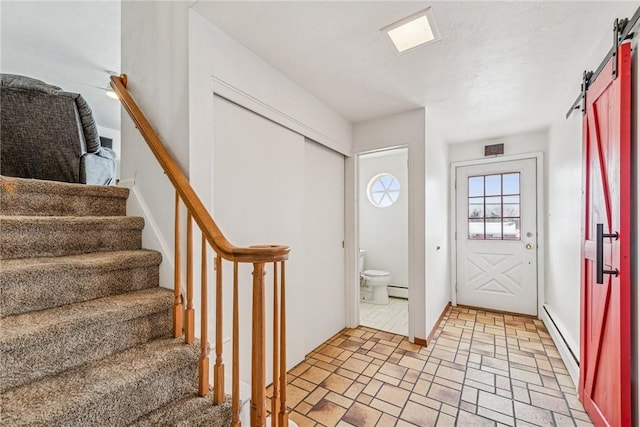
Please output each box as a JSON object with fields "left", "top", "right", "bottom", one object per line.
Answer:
{"left": 357, "top": 147, "right": 409, "bottom": 335}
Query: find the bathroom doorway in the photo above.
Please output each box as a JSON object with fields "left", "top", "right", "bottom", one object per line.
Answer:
{"left": 357, "top": 147, "right": 409, "bottom": 335}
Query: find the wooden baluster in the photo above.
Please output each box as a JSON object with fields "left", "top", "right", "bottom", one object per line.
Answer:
{"left": 231, "top": 262, "right": 241, "bottom": 427}
{"left": 278, "top": 261, "right": 289, "bottom": 426}
{"left": 271, "top": 263, "right": 280, "bottom": 427}
{"left": 251, "top": 262, "right": 266, "bottom": 427}
{"left": 173, "top": 191, "right": 183, "bottom": 338}
{"left": 213, "top": 255, "right": 225, "bottom": 404}
{"left": 185, "top": 213, "right": 195, "bottom": 344}
{"left": 199, "top": 235, "right": 210, "bottom": 396}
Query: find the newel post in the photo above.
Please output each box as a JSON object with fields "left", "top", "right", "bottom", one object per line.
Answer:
{"left": 251, "top": 262, "right": 267, "bottom": 427}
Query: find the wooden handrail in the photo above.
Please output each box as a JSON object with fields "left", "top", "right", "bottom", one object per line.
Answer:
{"left": 113, "top": 73, "right": 290, "bottom": 427}
{"left": 110, "top": 75, "right": 290, "bottom": 263}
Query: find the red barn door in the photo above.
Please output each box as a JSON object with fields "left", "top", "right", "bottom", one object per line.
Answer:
{"left": 580, "top": 42, "right": 632, "bottom": 426}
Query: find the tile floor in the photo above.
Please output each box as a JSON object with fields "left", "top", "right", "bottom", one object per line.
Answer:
{"left": 270, "top": 305, "right": 593, "bottom": 427}
{"left": 360, "top": 297, "right": 408, "bottom": 336}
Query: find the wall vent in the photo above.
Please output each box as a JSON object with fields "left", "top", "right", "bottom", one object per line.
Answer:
{"left": 484, "top": 143, "right": 504, "bottom": 156}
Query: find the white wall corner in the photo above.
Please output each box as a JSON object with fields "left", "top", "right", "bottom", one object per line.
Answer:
{"left": 120, "top": 178, "right": 174, "bottom": 290}
{"left": 344, "top": 155, "right": 359, "bottom": 328}
{"left": 541, "top": 304, "right": 579, "bottom": 388}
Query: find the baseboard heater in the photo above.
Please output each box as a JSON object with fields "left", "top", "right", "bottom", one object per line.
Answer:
{"left": 387, "top": 284, "right": 408, "bottom": 299}
{"left": 541, "top": 305, "right": 580, "bottom": 386}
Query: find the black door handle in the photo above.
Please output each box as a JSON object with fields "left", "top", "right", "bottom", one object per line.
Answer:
{"left": 596, "top": 223, "right": 619, "bottom": 284}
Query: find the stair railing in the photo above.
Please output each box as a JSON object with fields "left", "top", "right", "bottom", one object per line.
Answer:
{"left": 111, "top": 75, "right": 290, "bottom": 427}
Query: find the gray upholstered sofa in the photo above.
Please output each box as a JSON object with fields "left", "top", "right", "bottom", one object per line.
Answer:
{"left": 0, "top": 74, "right": 116, "bottom": 184}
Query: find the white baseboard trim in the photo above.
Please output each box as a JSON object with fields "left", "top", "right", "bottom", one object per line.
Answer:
{"left": 541, "top": 305, "right": 579, "bottom": 388}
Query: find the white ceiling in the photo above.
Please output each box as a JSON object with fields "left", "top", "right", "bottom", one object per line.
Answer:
{"left": 193, "top": 1, "right": 637, "bottom": 143}
{"left": 1, "top": 1, "right": 121, "bottom": 130}
{"left": 1, "top": 1, "right": 636, "bottom": 143}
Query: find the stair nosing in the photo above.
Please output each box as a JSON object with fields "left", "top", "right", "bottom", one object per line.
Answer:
{"left": 0, "top": 216, "right": 145, "bottom": 234}
{"left": 0, "top": 249, "right": 161, "bottom": 273}
{"left": 0, "top": 288, "right": 172, "bottom": 344}
{"left": 1, "top": 215, "right": 143, "bottom": 223}
{"left": 0, "top": 176, "right": 129, "bottom": 199}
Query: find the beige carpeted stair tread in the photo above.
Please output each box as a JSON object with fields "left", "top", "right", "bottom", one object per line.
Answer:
{"left": 1, "top": 338, "right": 201, "bottom": 427}
{"left": 1, "top": 287, "right": 171, "bottom": 343}
{"left": 130, "top": 393, "right": 233, "bottom": 427}
{"left": 1, "top": 249, "right": 161, "bottom": 274}
{"left": 0, "top": 215, "right": 143, "bottom": 259}
{"left": 0, "top": 175, "right": 130, "bottom": 198}
{"left": 1, "top": 175, "right": 129, "bottom": 216}
{"left": 1, "top": 250, "right": 162, "bottom": 317}
{"left": 1, "top": 288, "right": 173, "bottom": 392}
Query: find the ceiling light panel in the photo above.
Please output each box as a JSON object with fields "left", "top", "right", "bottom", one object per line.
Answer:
{"left": 382, "top": 8, "right": 440, "bottom": 54}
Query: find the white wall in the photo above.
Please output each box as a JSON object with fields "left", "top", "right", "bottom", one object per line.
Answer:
{"left": 352, "top": 109, "right": 427, "bottom": 340}
{"left": 449, "top": 130, "right": 547, "bottom": 164}
{"left": 121, "top": 4, "right": 353, "bottom": 390}
{"left": 121, "top": 1, "right": 190, "bottom": 288}
{"left": 545, "top": 115, "right": 582, "bottom": 360}
{"left": 543, "top": 12, "right": 617, "bottom": 380}
{"left": 188, "top": 8, "right": 351, "bottom": 231}
{"left": 188, "top": 9, "right": 351, "bottom": 163}
{"left": 188, "top": 9, "right": 352, "bottom": 377}
{"left": 359, "top": 149, "right": 408, "bottom": 287}
{"left": 0, "top": 1, "right": 121, "bottom": 131}
{"left": 425, "top": 112, "right": 451, "bottom": 336}
{"left": 544, "top": 5, "right": 639, "bottom": 405}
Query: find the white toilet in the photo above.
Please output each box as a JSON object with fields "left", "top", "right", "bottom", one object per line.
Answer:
{"left": 359, "top": 249, "right": 391, "bottom": 305}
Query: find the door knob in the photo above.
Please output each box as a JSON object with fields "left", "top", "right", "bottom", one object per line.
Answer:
{"left": 526, "top": 243, "right": 533, "bottom": 249}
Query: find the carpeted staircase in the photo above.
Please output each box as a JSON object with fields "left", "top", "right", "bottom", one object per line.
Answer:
{"left": 0, "top": 176, "right": 232, "bottom": 426}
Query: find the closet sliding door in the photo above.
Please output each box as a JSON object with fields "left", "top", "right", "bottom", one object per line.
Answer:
{"left": 212, "top": 95, "right": 345, "bottom": 384}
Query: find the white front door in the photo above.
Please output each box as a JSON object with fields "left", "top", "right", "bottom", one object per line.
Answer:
{"left": 455, "top": 158, "right": 538, "bottom": 315}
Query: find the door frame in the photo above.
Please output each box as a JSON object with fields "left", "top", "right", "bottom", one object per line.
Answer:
{"left": 449, "top": 152, "right": 545, "bottom": 316}
{"left": 350, "top": 146, "right": 413, "bottom": 340}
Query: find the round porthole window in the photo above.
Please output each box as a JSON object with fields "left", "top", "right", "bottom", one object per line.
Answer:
{"left": 367, "top": 173, "right": 400, "bottom": 208}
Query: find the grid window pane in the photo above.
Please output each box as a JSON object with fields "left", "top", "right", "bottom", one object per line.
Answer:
{"left": 503, "top": 173, "right": 520, "bottom": 195}
{"left": 485, "top": 196, "right": 501, "bottom": 218}
{"left": 469, "top": 198, "right": 484, "bottom": 218}
{"left": 387, "top": 178, "right": 400, "bottom": 192}
{"left": 503, "top": 195, "right": 520, "bottom": 217}
{"left": 485, "top": 175, "right": 501, "bottom": 196}
{"left": 469, "top": 219, "right": 484, "bottom": 239}
{"left": 469, "top": 176, "right": 484, "bottom": 197}
{"left": 373, "top": 192, "right": 385, "bottom": 205}
{"left": 372, "top": 181, "right": 385, "bottom": 192}
{"left": 503, "top": 219, "right": 520, "bottom": 240}
{"left": 485, "top": 218, "right": 502, "bottom": 239}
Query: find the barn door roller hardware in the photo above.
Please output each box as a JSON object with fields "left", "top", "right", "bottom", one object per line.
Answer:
{"left": 612, "top": 17, "right": 629, "bottom": 79}
{"left": 566, "top": 7, "right": 639, "bottom": 119}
